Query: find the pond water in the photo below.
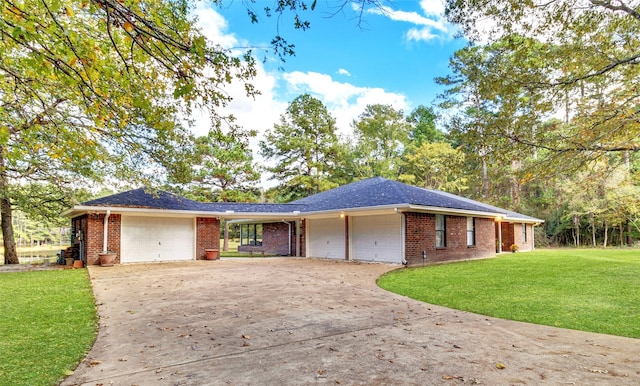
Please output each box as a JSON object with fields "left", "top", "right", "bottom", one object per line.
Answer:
{"left": 18, "top": 249, "right": 64, "bottom": 264}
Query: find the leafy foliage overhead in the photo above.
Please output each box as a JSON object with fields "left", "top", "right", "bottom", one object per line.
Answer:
{"left": 443, "top": 0, "right": 640, "bottom": 163}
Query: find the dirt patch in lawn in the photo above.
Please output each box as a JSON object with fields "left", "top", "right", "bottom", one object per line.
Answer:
{"left": 61, "top": 258, "right": 640, "bottom": 385}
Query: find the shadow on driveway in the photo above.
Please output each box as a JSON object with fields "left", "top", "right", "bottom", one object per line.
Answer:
{"left": 61, "top": 258, "right": 640, "bottom": 385}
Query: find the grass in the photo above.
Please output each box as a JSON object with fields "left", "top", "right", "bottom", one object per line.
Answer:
{"left": 0, "top": 269, "right": 98, "bottom": 385}
{"left": 377, "top": 248, "right": 640, "bottom": 339}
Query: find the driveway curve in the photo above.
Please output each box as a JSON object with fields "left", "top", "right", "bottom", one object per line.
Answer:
{"left": 62, "top": 258, "right": 640, "bottom": 385}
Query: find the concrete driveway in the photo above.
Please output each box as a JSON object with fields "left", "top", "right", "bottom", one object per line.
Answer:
{"left": 62, "top": 258, "right": 640, "bottom": 385}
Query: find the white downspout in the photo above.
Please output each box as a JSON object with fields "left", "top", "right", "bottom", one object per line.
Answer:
{"left": 103, "top": 210, "right": 111, "bottom": 252}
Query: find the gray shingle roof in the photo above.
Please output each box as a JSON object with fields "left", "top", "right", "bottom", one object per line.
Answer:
{"left": 290, "top": 177, "right": 493, "bottom": 212}
{"left": 80, "top": 178, "right": 542, "bottom": 222}
{"left": 82, "top": 188, "right": 305, "bottom": 213}
{"left": 83, "top": 189, "right": 200, "bottom": 210}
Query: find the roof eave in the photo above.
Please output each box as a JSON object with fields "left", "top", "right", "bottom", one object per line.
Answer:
{"left": 502, "top": 216, "right": 545, "bottom": 224}
{"left": 63, "top": 205, "right": 303, "bottom": 219}
{"left": 406, "top": 205, "right": 504, "bottom": 218}
{"left": 299, "top": 204, "right": 410, "bottom": 218}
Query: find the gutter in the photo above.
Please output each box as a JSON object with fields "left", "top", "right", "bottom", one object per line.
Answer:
{"left": 63, "top": 205, "right": 303, "bottom": 220}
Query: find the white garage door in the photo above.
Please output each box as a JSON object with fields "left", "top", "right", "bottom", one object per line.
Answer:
{"left": 307, "top": 218, "right": 346, "bottom": 259}
{"left": 351, "top": 215, "right": 403, "bottom": 263}
{"left": 121, "top": 216, "right": 195, "bottom": 263}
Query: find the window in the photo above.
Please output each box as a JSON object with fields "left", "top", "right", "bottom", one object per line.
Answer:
{"left": 522, "top": 223, "right": 527, "bottom": 243}
{"left": 240, "top": 224, "right": 262, "bottom": 246}
{"left": 435, "top": 214, "right": 446, "bottom": 248}
{"left": 467, "top": 217, "right": 475, "bottom": 247}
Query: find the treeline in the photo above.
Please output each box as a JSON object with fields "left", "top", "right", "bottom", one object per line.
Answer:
{"left": 5, "top": 96, "right": 637, "bottom": 250}
{"left": 6, "top": 93, "right": 637, "bottom": 249}
{"left": 171, "top": 93, "right": 639, "bottom": 248}
{"left": 9, "top": 210, "right": 70, "bottom": 248}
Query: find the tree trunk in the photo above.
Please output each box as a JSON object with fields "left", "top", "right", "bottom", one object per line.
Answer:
{"left": 531, "top": 124, "right": 537, "bottom": 160}
{"left": 620, "top": 224, "right": 624, "bottom": 246}
{"left": 590, "top": 213, "right": 596, "bottom": 247}
{"left": 223, "top": 220, "right": 229, "bottom": 252}
{"left": 510, "top": 160, "right": 521, "bottom": 207}
{"left": 482, "top": 156, "right": 489, "bottom": 199}
{"left": 1, "top": 197, "right": 19, "bottom": 264}
{"left": 603, "top": 220, "right": 608, "bottom": 248}
{"left": 0, "top": 147, "right": 18, "bottom": 264}
{"left": 625, "top": 151, "right": 630, "bottom": 169}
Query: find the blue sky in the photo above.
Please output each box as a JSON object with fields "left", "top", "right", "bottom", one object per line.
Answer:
{"left": 191, "top": 1, "right": 467, "bottom": 142}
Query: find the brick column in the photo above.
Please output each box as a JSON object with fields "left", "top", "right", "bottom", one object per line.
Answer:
{"left": 84, "top": 213, "right": 122, "bottom": 265}
{"left": 196, "top": 217, "right": 220, "bottom": 260}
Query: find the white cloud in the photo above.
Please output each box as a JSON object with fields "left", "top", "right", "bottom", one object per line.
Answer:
{"left": 406, "top": 28, "right": 438, "bottom": 42}
{"left": 365, "top": 1, "right": 456, "bottom": 42}
{"left": 419, "top": 0, "right": 445, "bottom": 17}
{"left": 191, "top": 4, "right": 409, "bottom": 187}
{"left": 193, "top": 4, "right": 239, "bottom": 49}
{"left": 283, "top": 71, "right": 408, "bottom": 136}
{"left": 374, "top": 6, "right": 447, "bottom": 31}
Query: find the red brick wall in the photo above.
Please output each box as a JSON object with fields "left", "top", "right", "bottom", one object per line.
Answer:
{"left": 501, "top": 222, "right": 515, "bottom": 252}
{"left": 513, "top": 223, "right": 533, "bottom": 251}
{"left": 82, "top": 213, "right": 122, "bottom": 265}
{"left": 405, "top": 213, "right": 495, "bottom": 266}
{"left": 196, "top": 217, "right": 220, "bottom": 260}
{"left": 238, "top": 222, "right": 294, "bottom": 255}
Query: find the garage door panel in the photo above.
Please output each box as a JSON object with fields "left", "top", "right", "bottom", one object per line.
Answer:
{"left": 352, "top": 215, "right": 402, "bottom": 263}
{"left": 121, "top": 216, "right": 194, "bottom": 263}
{"left": 308, "top": 218, "right": 345, "bottom": 259}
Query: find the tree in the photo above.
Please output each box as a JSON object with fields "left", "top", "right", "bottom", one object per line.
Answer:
{"left": 406, "top": 105, "right": 445, "bottom": 145}
{"left": 437, "top": 36, "right": 560, "bottom": 206}
{"left": 436, "top": 44, "right": 502, "bottom": 200}
{"left": 399, "top": 142, "right": 468, "bottom": 193}
{"left": 186, "top": 128, "right": 260, "bottom": 203}
{"left": 259, "top": 94, "right": 343, "bottom": 201}
{"left": 0, "top": 0, "right": 385, "bottom": 263}
{"left": 350, "top": 104, "right": 410, "bottom": 180}
{"left": 0, "top": 0, "right": 254, "bottom": 263}
{"left": 444, "top": 0, "right": 640, "bottom": 163}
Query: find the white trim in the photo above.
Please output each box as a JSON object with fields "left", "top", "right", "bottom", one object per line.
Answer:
{"left": 347, "top": 215, "right": 353, "bottom": 261}
{"left": 193, "top": 217, "right": 197, "bottom": 260}
{"left": 64, "top": 203, "right": 544, "bottom": 225}
{"left": 301, "top": 204, "right": 405, "bottom": 219}
{"left": 401, "top": 213, "right": 406, "bottom": 265}
{"left": 64, "top": 205, "right": 302, "bottom": 219}
{"left": 497, "top": 220, "right": 503, "bottom": 253}
{"left": 304, "top": 219, "right": 309, "bottom": 258}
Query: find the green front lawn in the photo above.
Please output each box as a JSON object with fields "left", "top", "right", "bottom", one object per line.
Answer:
{"left": 0, "top": 269, "right": 97, "bottom": 385}
{"left": 377, "top": 248, "right": 640, "bottom": 338}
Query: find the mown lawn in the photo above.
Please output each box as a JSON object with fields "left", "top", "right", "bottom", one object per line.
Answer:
{"left": 0, "top": 269, "right": 97, "bottom": 385}
{"left": 377, "top": 248, "right": 640, "bottom": 338}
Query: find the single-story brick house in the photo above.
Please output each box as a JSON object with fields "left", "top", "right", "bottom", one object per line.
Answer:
{"left": 63, "top": 177, "right": 542, "bottom": 266}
